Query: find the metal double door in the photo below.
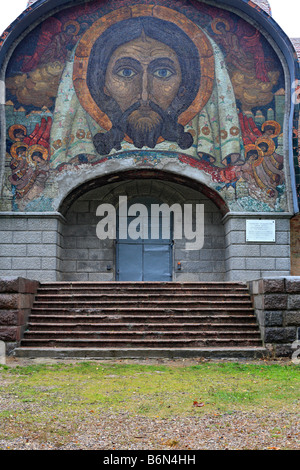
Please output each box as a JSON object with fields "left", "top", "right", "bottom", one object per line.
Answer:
{"left": 116, "top": 200, "right": 173, "bottom": 281}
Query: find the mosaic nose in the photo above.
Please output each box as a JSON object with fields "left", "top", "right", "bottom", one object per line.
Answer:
{"left": 140, "top": 70, "right": 150, "bottom": 103}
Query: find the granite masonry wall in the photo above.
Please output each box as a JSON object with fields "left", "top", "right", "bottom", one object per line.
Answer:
{"left": 248, "top": 277, "right": 300, "bottom": 357}
{"left": 0, "top": 211, "right": 292, "bottom": 282}
{"left": 0, "top": 213, "right": 65, "bottom": 282}
{"left": 290, "top": 213, "right": 300, "bottom": 275}
{"left": 0, "top": 277, "right": 39, "bottom": 354}
{"left": 224, "top": 215, "right": 291, "bottom": 281}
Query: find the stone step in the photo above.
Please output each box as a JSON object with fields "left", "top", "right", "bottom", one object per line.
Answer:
{"left": 34, "top": 293, "right": 251, "bottom": 302}
{"left": 27, "top": 314, "right": 256, "bottom": 323}
{"left": 29, "top": 307, "right": 255, "bottom": 316}
{"left": 14, "top": 347, "right": 267, "bottom": 360}
{"left": 16, "top": 281, "right": 263, "bottom": 358}
{"left": 37, "top": 286, "right": 249, "bottom": 295}
{"left": 20, "top": 337, "right": 263, "bottom": 348}
{"left": 39, "top": 281, "right": 248, "bottom": 289}
{"left": 23, "top": 330, "right": 261, "bottom": 341}
{"left": 27, "top": 322, "right": 258, "bottom": 331}
{"left": 32, "top": 300, "right": 253, "bottom": 310}
{"left": 38, "top": 287, "right": 249, "bottom": 294}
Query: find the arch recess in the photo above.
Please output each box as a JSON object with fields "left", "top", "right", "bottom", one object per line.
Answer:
{"left": 58, "top": 169, "right": 229, "bottom": 217}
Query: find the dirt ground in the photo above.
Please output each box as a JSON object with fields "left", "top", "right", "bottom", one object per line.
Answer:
{"left": 0, "top": 356, "right": 299, "bottom": 451}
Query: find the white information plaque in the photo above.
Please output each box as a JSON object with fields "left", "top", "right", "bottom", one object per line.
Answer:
{"left": 246, "top": 219, "right": 275, "bottom": 242}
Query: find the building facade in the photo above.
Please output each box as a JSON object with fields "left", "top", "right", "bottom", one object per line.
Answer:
{"left": 0, "top": 0, "right": 299, "bottom": 284}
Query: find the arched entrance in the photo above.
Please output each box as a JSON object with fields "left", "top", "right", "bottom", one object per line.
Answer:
{"left": 59, "top": 171, "right": 228, "bottom": 282}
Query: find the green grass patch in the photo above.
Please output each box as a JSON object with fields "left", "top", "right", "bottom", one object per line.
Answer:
{"left": 0, "top": 360, "right": 299, "bottom": 446}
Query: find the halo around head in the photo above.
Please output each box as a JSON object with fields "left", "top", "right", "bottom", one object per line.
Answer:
{"left": 73, "top": 5, "right": 215, "bottom": 138}
{"left": 10, "top": 142, "right": 28, "bottom": 159}
{"left": 255, "top": 136, "right": 276, "bottom": 156}
{"left": 211, "top": 17, "right": 230, "bottom": 35}
{"left": 9, "top": 124, "right": 27, "bottom": 141}
{"left": 28, "top": 144, "right": 49, "bottom": 163}
{"left": 261, "top": 120, "right": 281, "bottom": 138}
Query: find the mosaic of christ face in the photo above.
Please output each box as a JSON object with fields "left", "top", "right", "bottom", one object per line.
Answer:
{"left": 104, "top": 34, "right": 182, "bottom": 113}
{"left": 86, "top": 16, "right": 201, "bottom": 154}
{"left": 102, "top": 33, "right": 182, "bottom": 148}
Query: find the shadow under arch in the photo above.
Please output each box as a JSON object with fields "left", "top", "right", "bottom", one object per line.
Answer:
{"left": 58, "top": 169, "right": 229, "bottom": 217}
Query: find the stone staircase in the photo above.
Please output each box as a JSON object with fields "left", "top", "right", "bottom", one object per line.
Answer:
{"left": 14, "top": 282, "right": 266, "bottom": 359}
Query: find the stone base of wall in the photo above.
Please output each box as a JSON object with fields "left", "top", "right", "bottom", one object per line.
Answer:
{"left": 290, "top": 213, "right": 300, "bottom": 275}
{"left": 248, "top": 277, "right": 300, "bottom": 357}
{"left": 0, "top": 277, "right": 39, "bottom": 354}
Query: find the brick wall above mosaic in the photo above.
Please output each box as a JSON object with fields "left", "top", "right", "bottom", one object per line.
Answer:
{"left": 0, "top": 0, "right": 291, "bottom": 213}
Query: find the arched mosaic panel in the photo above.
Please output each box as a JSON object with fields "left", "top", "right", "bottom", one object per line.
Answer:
{"left": 1, "top": 0, "right": 288, "bottom": 213}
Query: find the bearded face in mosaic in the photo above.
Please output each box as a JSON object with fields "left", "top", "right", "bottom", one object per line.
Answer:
{"left": 86, "top": 17, "right": 201, "bottom": 154}
{"left": 104, "top": 33, "right": 182, "bottom": 148}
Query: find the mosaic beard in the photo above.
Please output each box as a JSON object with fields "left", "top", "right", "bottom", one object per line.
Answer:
{"left": 92, "top": 100, "right": 193, "bottom": 155}
{"left": 125, "top": 106, "right": 164, "bottom": 149}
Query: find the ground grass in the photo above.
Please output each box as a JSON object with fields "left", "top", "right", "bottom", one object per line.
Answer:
{"left": 0, "top": 360, "right": 299, "bottom": 447}
{"left": 1, "top": 360, "right": 299, "bottom": 415}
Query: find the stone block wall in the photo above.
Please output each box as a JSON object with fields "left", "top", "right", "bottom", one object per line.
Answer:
{"left": 0, "top": 213, "right": 65, "bottom": 281}
{"left": 248, "top": 277, "right": 300, "bottom": 357}
{"left": 62, "top": 202, "right": 115, "bottom": 281}
{"left": 224, "top": 215, "right": 291, "bottom": 281}
{"left": 290, "top": 213, "right": 300, "bottom": 275}
{"left": 0, "top": 277, "right": 39, "bottom": 354}
{"left": 0, "top": 211, "right": 293, "bottom": 283}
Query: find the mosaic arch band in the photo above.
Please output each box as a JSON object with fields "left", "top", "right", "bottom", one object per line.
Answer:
{"left": 49, "top": 5, "right": 244, "bottom": 169}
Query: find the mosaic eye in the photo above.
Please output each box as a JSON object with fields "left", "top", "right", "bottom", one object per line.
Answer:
{"left": 117, "top": 68, "right": 137, "bottom": 78}
{"left": 153, "top": 68, "right": 174, "bottom": 79}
